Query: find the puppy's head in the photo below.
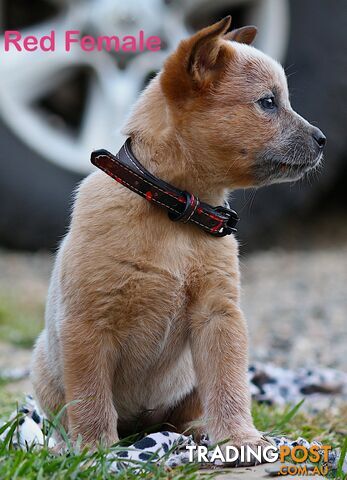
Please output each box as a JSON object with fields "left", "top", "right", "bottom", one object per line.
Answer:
{"left": 160, "top": 16, "right": 326, "bottom": 189}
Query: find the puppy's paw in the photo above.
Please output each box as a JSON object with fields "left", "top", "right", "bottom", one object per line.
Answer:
{"left": 220, "top": 431, "right": 273, "bottom": 467}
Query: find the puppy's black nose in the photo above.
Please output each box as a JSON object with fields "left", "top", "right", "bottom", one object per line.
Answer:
{"left": 312, "top": 127, "right": 326, "bottom": 150}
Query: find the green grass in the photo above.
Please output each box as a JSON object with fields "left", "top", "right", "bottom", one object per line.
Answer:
{"left": 253, "top": 400, "right": 347, "bottom": 447}
{"left": 0, "top": 391, "right": 346, "bottom": 480}
{"left": 253, "top": 401, "right": 347, "bottom": 479}
{"left": 0, "top": 408, "right": 211, "bottom": 480}
{"left": 0, "top": 295, "right": 44, "bottom": 348}
{"left": 337, "top": 437, "right": 347, "bottom": 479}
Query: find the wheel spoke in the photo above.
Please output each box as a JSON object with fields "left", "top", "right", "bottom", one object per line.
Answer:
{"left": 79, "top": 55, "right": 141, "bottom": 152}
{"left": 79, "top": 79, "right": 115, "bottom": 152}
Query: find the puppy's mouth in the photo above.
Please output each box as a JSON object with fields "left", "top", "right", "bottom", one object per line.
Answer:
{"left": 276, "top": 154, "right": 322, "bottom": 175}
{"left": 255, "top": 151, "right": 323, "bottom": 184}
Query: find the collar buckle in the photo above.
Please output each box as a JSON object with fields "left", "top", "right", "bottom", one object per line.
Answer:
{"left": 168, "top": 191, "right": 199, "bottom": 224}
{"left": 212, "top": 205, "right": 239, "bottom": 237}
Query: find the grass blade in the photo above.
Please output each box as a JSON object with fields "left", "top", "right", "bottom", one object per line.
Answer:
{"left": 270, "top": 399, "right": 305, "bottom": 434}
{"left": 336, "top": 436, "right": 347, "bottom": 479}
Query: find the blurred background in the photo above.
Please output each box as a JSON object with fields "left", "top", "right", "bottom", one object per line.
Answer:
{"left": 0, "top": 0, "right": 346, "bottom": 251}
{"left": 0, "top": 0, "right": 346, "bottom": 393}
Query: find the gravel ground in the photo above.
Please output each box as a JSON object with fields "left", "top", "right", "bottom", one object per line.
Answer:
{"left": 0, "top": 243, "right": 346, "bottom": 379}
{"left": 241, "top": 248, "right": 347, "bottom": 371}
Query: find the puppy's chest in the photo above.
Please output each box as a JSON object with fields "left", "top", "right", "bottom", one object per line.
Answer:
{"left": 108, "top": 250, "right": 196, "bottom": 350}
{"left": 113, "top": 263, "right": 191, "bottom": 329}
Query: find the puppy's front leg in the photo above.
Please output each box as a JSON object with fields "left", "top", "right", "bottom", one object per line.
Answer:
{"left": 189, "top": 278, "right": 262, "bottom": 448}
{"left": 62, "top": 322, "right": 119, "bottom": 447}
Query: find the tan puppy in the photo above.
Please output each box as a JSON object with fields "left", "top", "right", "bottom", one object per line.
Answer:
{"left": 31, "top": 17, "right": 325, "bottom": 454}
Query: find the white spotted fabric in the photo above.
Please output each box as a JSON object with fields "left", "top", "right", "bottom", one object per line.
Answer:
{"left": 248, "top": 363, "right": 347, "bottom": 411}
{"left": 0, "top": 395, "right": 56, "bottom": 450}
{"left": 106, "top": 431, "right": 196, "bottom": 472}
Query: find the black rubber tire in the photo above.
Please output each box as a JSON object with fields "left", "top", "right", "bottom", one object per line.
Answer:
{"left": 0, "top": 0, "right": 346, "bottom": 250}
{"left": 0, "top": 119, "right": 82, "bottom": 250}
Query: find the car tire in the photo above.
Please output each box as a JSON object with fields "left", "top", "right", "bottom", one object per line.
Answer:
{"left": 0, "top": 119, "right": 82, "bottom": 250}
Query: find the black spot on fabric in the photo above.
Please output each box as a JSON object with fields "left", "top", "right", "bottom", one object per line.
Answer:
{"left": 292, "top": 441, "right": 298, "bottom": 447}
{"left": 258, "top": 399, "right": 272, "bottom": 406}
{"left": 249, "top": 365, "right": 256, "bottom": 372}
{"left": 162, "top": 442, "right": 169, "bottom": 453}
{"left": 133, "top": 436, "right": 157, "bottom": 449}
{"left": 252, "top": 372, "right": 276, "bottom": 389}
{"left": 32, "top": 410, "right": 41, "bottom": 424}
{"left": 18, "top": 418, "right": 25, "bottom": 426}
{"left": 162, "top": 431, "right": 170, "bottom": 436}
{"left": 251, "top": 373, "right": 275, "bottom": 396}
{"left": 279, "top": 386, "right": 288, "bottom": 397}
{"left": 300, "top": 385, "right": 326, "bottom": 395}
{"left": 117, "top": 450, "right": 129, "bottom": 458}
{"left": 139, "top": 452, "right": 155, "bottom": 461}
{"left": 20, "top": 408, "right": 29, "bottom": 414}
{"left": 170, "top": 461, "right": 177, "bottom": 467}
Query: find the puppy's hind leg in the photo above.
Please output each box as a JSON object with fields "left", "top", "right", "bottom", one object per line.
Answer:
{"left": 31, "top": 331, "right": 67, "bottom": 431}
{"left": 166, "top": 388, "right": 205, "bottom": 442}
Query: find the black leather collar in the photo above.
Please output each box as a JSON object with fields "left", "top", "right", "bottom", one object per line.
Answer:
{"left": 91, "top": 138, "right": 238, "bottom": 237}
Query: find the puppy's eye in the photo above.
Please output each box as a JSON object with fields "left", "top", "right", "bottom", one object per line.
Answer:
{"left": 259, "top": 96, "right": 276, "bottom": 110}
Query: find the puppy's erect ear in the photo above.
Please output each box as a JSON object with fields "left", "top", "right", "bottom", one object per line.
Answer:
{"left": 187, "top": 16, "right": 232, "bottom": 86}
{"left": 161, "top": 16, "right": 233, "bottom": 101}
{"left": 224, "top": 26, "right": 257, "bottom": 45}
